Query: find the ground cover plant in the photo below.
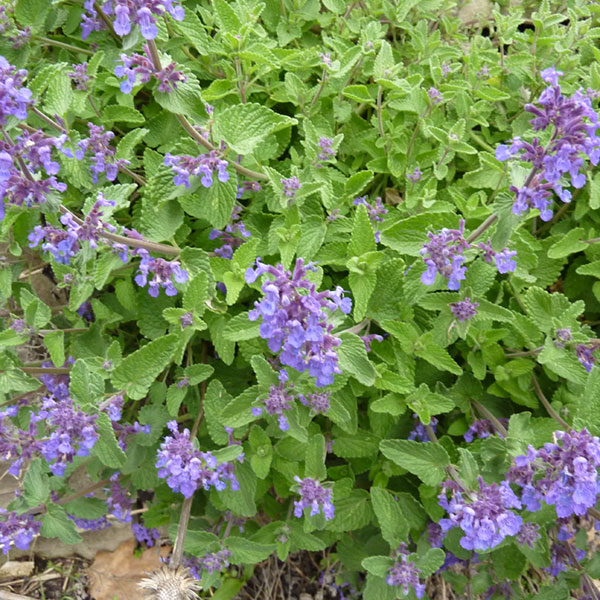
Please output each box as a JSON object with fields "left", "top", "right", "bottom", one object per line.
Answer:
{"left": 3, "top": 0, "right": 600, "bottom": 598}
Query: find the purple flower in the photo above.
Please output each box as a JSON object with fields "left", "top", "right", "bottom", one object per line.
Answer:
{"left": 236, "top": 180, "right": 261, "bottom": 199}
{"left": 182, "top": 549, "right": 232, "bottom": 579}
{"left": 495, "top": 249, "right": 517, "bottom": 274}
{"left": 506, "top": 429, "right": 600, "bottom": 518}
{"left": 82, "top": 0, "right": 185, "bottom": 41}
{"left": 164, "top": 150, "right": 228, "bottom": 188}
{"left": 298, "top": 390, "right": 330, "bottom": 415}
{"left": 516, "top": 522, "right": 540, "bottom": 548}
{"left": 133, "top": 249, "right": 188, "bottom": 297}
{"left": 420, "top": 220, "right": 469, "bottom": 290}
{"left": 132, "top": 522, "right": 160, "bottom": 547}
{"left": 68, "top": 63, "right": 90, "bottom": 91}
{"left": 317, "top": 137, "right": 336, "bottom": 162}
{"left": 293, "top": 476, "right": 334, "bottom": 520}
{"left": 246, "top": 258, "right": 351, "bottom": 387}
{"left": 408, "top": 414, "right": 437, "bottom": 442}
{"left": 69, "top": 515, "right": 111, "bottom": 531}
{"left": 68, "top": 123, "right": 130, "bottom": 183}
{"left": 353, "top": 196, "right": 388, "bottom": 242}
{"left": 441, "top": 62, "right": 451, "bottom": 78}
{"left": 0, "top": 56, "right": 33, "bottom": 124}
{"left": 450, "top": 298, "right": 479, "bottom": 322}
{"left": 577, "top": 343, "right": 598, "bottom": 372}
{"left": 386, "top": 544, "right": 425, "bottom": 599}
{"left": 115, "top": 46, "right": 186, "bottom": 93}
{"left": 210, "top": 205, "right": 251, "bottom": 259}
{"left": 438, "top": 477, "right": 522, "bottom": 551}
{"left": 464, "top": 418, "right": 508, "bottom": 442}
{"left": 0, "top": 511, "right": 41, "bottom": 553}
{"left": 255, "top": 370, "right": 295, "bottom": 431}
{"left": 180, "top": 312, "right": 193, "bottom": 328}
{"left": 407, "top": 166, "right": 422, "bottom": 182}
{"left": 156, "top": 421, "right": 239, "bottom": 497}
{"left": 28, "top": 225, "right": 79, "bottom": 265}
{"left": 281, "top": 176, "right": 301, "bottom": 200}
{"left": 496, "top": 69, "right": 600, "bottom": 220}
{"left": 427, "top": 87, "right": 443, "bottom": 105}
{"left": 361, "top": 333, "right": 383, "bottom": 352}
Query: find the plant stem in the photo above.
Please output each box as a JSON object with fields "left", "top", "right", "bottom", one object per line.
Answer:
{"left": 505, "top": 346, "right": 543, "bottom": 358}
{"left": 93, "top": 1, "right": 119, "bottom": 39}
{"left": 39, "top": 328, "right": 88, "bottom": 334}
{"left": 17, "top": 367, "right": 71, "bottom": 375}
{"left": 376, "top": 85, "right": 386, "bottom": 147}
{"left": 470, "top": 400, "right": 508, "bottom": 437}
{"left": 531, "top": 375, "right": 569, "bottom": 429}
{"left": 309, "top": 68, "right": 328, "bottom": 112}
{"left": 34, "top": 36, "right": 93, "bottom": 56}
{"left": 337, "top": 319, "right": 369, "bottom": 335}
{"left": 465, "top": 213, "right": 498, "bottom": 244}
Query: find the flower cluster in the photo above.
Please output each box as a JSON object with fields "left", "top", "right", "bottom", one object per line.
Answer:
{"left": 134, "top": 249, "right": 188, "bottom": 297}
{"left": 361, "top": 333, "right": 383, "bottom": 352}
{"left": 450, "top": 298, "right": 479, "bottom": 322}
{"left": 298, "top": 389, "right": 330, "bottom": 415}
{"left": 293, "top": 476, "right": 334, "bottom": 520}
{"left": 281, "top": 176, "right": 301, "bottom": 200}
{"left": 68, "top": 63, "right": 90, "bottom": 91}
{"left": 385, "top": 544, "right": 425, "bottom": 599}
{"left": 209, "top": 205, "right": 251, "bottom": 259}
{"left": 62, "top": 123, "right": 129, "bottom": 183}
{"left": 577, "top": 342, "right": 599, "bottom": 372}
{"left": 156, "top": 421, "right": 239, "bottom": 498}
{"left": 115, "top": 47, "right": 186, "bottom": 93}
{"left": 464, "top": 418, "right": 508, "bottom": 442}
{"left": 132, "top": 522, "right": 161, "bottom": 547}
{"left": 35, "top": 394, "right": 99, "bottom": 477}
{"left": 353, "top": 196, "right": 388, "bottom": 242}
{"left": 106, "top": 480, "right": 133, "bottom": 522}
{"left": 506, "top": 428, "right": 600, "bottom": 518}
{"left": 496, "top": 67, "right": 600, "bottom": 220}
{"left": 183, "top": 549, "right": 232, "bottom": 580}
{"left": 0, "top": 55, "right": 33, "bottom": 124}
{"left": 69, "top": 516, "right": 110, "bottom": 531}
{"left": 81, "top": 0, "right": 184, "bottom": 40}
{"left": 420, "top": 220, "right": 517, "bottom": 290}
{"left": 164, "top": 150, "right": 228, "bottom": 189}
{"left": 0, "top": 511, "right": 41, "bottom": 553}
{"left": 438, "top": 477, "right": 522, "bottom": 551}
{"left": 252, "top": 370, "right": 295, "bottom": 431}
{"left": 246, "top": 258, "right": 352, "bottom": 387}
{"left": 0, "top": 405, "right": 40, "bottom": 477}
{"left": 236, "top": 180, "right": 262, "bottom": 199}
{"left": 317, "top": 137, "right": 336, "bottom": 162}
{"left": 408, "top": 415, "right": 438, "bottom": 442}
{"left": 407, "top": 166, "right": 422, "bottom": 182}
{"left": 28, "top": 194, "right": 116, "bottom": 264}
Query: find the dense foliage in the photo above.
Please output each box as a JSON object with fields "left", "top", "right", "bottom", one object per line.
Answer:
{"left": 3, "top": 0, "right": 600, "bottom": 598}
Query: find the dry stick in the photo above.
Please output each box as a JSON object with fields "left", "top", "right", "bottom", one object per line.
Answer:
{"left": 531, "top": 375, "right": 569, "bottom": 429}
{"left": 18, "top": 367, "right": 70, "bottom": 375}
{"left": 0, "top": 590, "right": 37, "bottom": 600}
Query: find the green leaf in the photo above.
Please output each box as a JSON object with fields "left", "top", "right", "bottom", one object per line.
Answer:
{"left": 111, "top": 334, "right": 178, "bottom": 400}
{"left": 24, "top": 459, "right": 50, "bottom": 507}
{"left": 338, "top": 332, "right": 377, "bottom": 386}
{"left": 407, "top": 383, "right": 454, "bottom": 423}
{"left": 140, "top": 199, "right": 184, "bottom": 242}
{"left": 213, "top": 103, "right": 297, "bottom": 155}
{"left": 349, "top": 205, "right": 376, "bottom": 256}
{"left": 69, "top": 359, "right": 104, "bottom": 407}
{"left": 374, "top": 40, "right": 394, "bottom": 80}
{"left": 15, "top": 0, "right": 50, "bottom": 30}
{"left": 345, "top": 171, "right": 374, "bottom": 201}
{"left": 416, "top": 547, "right": 446, "bottom": 577}
{"left": 348, "top": 266, "right": 377, "bottom": 321}
{"left": 305, "top": 433, "right": 326, "bottom": 480}
{"left": 154, "top": 71, "right": 207, "bottom": 122}
{"left": 362, "top": 556, "right": 393, "bottom": 577}
{"left": 574, "top": 368, "right": 600, "bottom": 436}
{"left": 93, "top": 413, "right": 127, "bottom": 468}
{"left": 179, "top": 176, "right": 237, "bottom": 229}
{"left": 213, "top": 0, "right": 242, "bottom": 32}
{"left": 342, "top": 85, "right": 374, "bottom": 103}
{"left": 370, "top": 487, "right": 409, "bottom": 547}
{"left": 215, "top": 461, "right": 256, "bottom": 517}
{"left": 43, "top": 330, "right": 65, "bottom": 368}
{"left": 221, "top": 386, "right": 260, "bottom": 428}
{"left": 103, "top": 106, "right": 145, "bottom": 124}
{"left": 225, "top": 536, "right": 274, "bottom": 564}
{"left": 474, "top": 86, "right": 511, "bottom": 101}
{"left": 44, "top": 64, "right": 72, "bottom": 116}
{"left": 183, "top": 272, "right": 208, "bottom": 315}
{"left": 116, "top": 128, "right": 149, "bottom": 161}
{"left": 547, "top": 228, "right": 587, "bottom": 258}
{"left": 41, "top": 504, "right": 82, "bottom": 545}
{"left": 249, "top": 426, "right": 272, "bottom": 479}
{"left": 415, "top": 332, "right": 462, "bottom": 375}
{"left": 379, "top": 439, "right": 449, "bottom": 486}
{"left": 326, "top": 490, "right": 373, "bottom": 532}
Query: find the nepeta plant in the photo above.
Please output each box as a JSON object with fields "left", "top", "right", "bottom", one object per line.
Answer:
{"left": 5, "top": 1, "right": 600, "bottom": 599}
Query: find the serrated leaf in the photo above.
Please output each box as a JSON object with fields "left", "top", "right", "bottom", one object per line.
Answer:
{"left": 213, "top": 103, "right": 297, "bottom": 155}
{"left": 305, "top": 433, "right": 326, "bottom": 480}
{"left": 24, "top": 458, "right": 50, "bottom": 507}
{"left": 213, "top": 0, "right": 242, "bottom": 32}
{"left": 70, "top": 359, "right": 104, "bottom": 407}
{"left": 43, "top": 330, "right": 65, "bottom": 368}
{"left": 93, "top": 413, "right": 127, "bottom": 468}
{"left": 225, "top": 536, "right": 274, "bottom": 564}
{"left": 325, "top": 490, "right": 372, "bottom": 532}
{"left": 362, "top": 556, "right": 393, "bottom": 577}
{"left": 370, "top": 487, "right": 409, "bottom": 547}
{"left": 103, "top": 105, "right": 145, "bottom": 124}
{"left": 41, "top": 504, "right": 82, "bottom": 545}
{"left": 379, "top": 439, "right": 449, "bottom": 486}
{"left": 116, "top": 128, "right": 149, "bottom": 161}
{"left": 547, "top": 228, "right": 587, "bottom": 258}
{"left": 345, "top": 171, "right": 374, "bottom": 200}
{"left": 338, "top": 332, "right": 377, "bottom": 386}
{"left": 415, "top": 332, "right": 462, "bottom": 375}
{"left": 342, "top": 85, "right": 374, "bottom": 103}
{"left": 111, "top": 334, "right": 178, "bottom": 399}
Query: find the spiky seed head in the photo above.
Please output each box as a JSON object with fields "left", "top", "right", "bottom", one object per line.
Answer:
{"left": 139, "top": 566, "right": 200, "bottom": 600}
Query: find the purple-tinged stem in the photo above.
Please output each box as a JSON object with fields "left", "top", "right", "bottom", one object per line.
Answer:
{"left": 532, "top": 375, "right": 569, "bottom": 429}
{"left": 470, "top": 400, "right": 508, "bottom": 437}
